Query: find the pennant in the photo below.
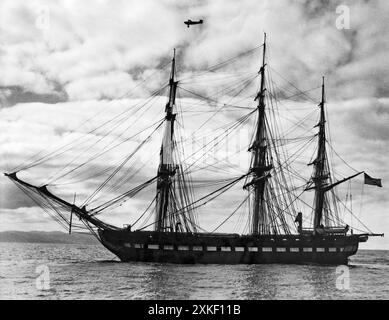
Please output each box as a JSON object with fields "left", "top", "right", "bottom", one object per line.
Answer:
{"left": 364, "top": 173, "right": 382, "bottom": 187}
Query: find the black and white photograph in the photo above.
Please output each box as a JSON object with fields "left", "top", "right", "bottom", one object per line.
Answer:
{"left": 0, "top": 0, "right": 388, "bottom": 305}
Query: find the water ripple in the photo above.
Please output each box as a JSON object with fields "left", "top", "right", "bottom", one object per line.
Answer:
{"left": 0, "top": 243, "right": 388, "bottom": 300}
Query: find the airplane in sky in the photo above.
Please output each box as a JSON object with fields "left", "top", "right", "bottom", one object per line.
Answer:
{"left": 184, "top": 19, "right": 204, "bottom": 28}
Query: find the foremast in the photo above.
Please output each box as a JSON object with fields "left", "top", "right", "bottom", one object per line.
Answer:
{"left": 155, "top": 50, "right": 179, "bottom": 232}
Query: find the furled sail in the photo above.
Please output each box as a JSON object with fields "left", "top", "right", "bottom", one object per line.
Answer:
{"left": 4, "top": 36, "right": 382, "bottom": 241}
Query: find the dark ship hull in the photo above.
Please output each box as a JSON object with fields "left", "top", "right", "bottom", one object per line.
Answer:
{"left": 98, "top": 229, "right": 368, "bottom": 265}
{"left": 5, "top": 37, "right": 383, "bottom": 268}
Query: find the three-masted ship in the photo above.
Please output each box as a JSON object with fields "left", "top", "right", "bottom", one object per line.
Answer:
{"left": 5, "top": 35, "right": 383, "bottom": 265}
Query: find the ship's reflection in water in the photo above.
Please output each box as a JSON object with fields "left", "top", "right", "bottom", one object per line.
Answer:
{"left": 138, "top": 253, "right": 389, "bottom": 300}
{"left": 1, "top": 244, "right": 388, "bottom": 300}
{"left": 139, "top": 263, "right": 342, "bottom": 300}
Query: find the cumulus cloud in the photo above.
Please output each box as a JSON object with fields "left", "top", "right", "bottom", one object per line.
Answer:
{"left": 0, "top": 0, "right": 388, "bottom": 249}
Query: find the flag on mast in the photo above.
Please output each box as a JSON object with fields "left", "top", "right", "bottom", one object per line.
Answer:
{"left": 364, "top": 173, "right": 382, "bottom": 187}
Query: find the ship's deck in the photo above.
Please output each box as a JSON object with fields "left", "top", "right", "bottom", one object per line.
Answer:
{"left": 99, "top": 229, "right": 368, "bottom": 247}
{"left": 98, "top": 229, "right": 368, "bottom": 265}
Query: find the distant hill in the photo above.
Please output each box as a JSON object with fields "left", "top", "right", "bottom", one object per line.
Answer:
{"left": 0, "top": 231, "right": 99, "bottom": 244}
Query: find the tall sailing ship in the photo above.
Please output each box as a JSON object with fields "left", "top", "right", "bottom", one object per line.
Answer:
{"left": 5, "top": 35, "right": 383, "bottom": 265}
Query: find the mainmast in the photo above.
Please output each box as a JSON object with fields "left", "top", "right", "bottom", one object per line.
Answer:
{"left": 155, "top": 50, "right": 178, "bottom": 232}
{"left": 246, "top": 34, "right": 272, "bottom": 235}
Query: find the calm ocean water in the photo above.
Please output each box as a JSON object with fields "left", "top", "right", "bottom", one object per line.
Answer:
{"left": 0, "top": 243, "right": 388, "bottom": 300}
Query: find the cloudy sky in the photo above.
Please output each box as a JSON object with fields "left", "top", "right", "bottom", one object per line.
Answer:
{"left": 0, "top": 0, "right": 388, "bottom": 249}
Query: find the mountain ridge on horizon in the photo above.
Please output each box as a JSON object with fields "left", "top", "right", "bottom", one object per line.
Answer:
{"left": 0, "top": 230, "right": 98, "bottom": 244}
